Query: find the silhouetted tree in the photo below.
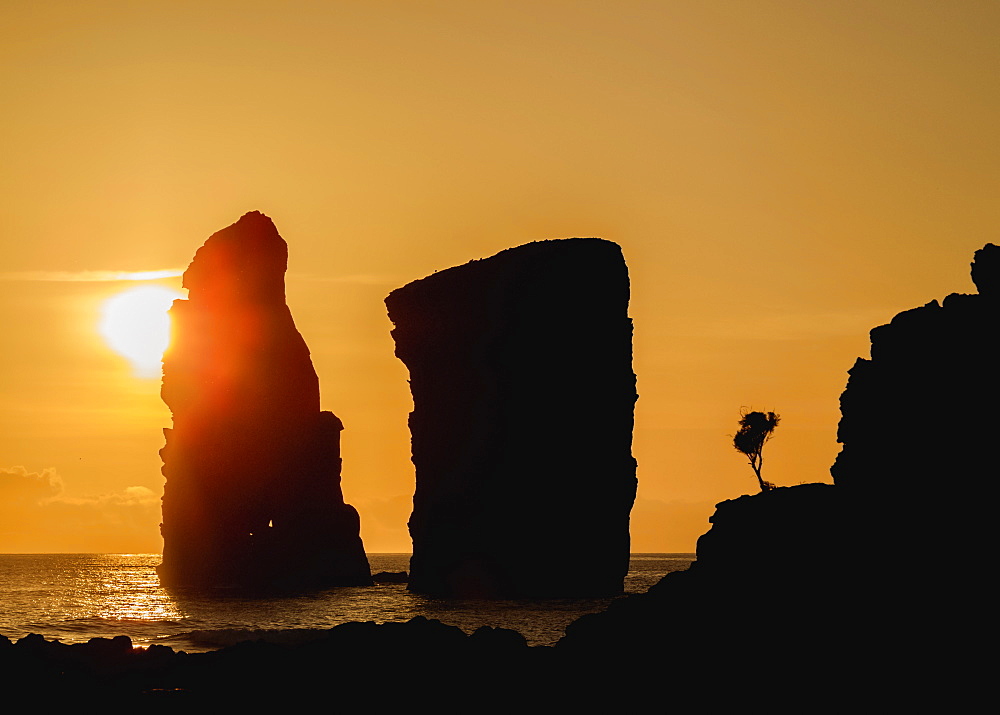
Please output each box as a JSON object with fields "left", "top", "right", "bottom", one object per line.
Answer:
{"left": 733, "top": 410, "right": 780, "bottom": 492}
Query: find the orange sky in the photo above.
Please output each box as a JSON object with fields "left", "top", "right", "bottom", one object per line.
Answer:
{"left": 1, "top": 1, "right": 997, "bottom": 553}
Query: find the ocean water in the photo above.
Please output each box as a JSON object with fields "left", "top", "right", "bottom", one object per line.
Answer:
{"left": 0, "top": 553, "right": 693, "bottom": 652}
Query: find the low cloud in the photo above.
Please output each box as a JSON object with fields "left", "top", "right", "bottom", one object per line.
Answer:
{"left": 0, "top": 468, "right": 717, "bottom": 554}
{"left": 353, "top": 493, "right": 718, "bottom": 554}
{"left": 630, "top": 497, "right": 717, "bottom": 553}
{"left": 0, "top": 269, "right": 183, "bottom": 282}
{"left": 0, "top": 466, "right": 162, "bottom": 553}
{"left": 0, "top": 465, "right": 63, "bottom": 505}
{"left": 290, "top": 272, "right": 401, "bottom": 286}
{"left": 663, "top": 308, "right": 896, "bottom": 341}
{"left": 354, "top": 493, "right": 413, "bottom": 553}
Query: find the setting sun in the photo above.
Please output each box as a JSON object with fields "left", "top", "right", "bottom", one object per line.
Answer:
{"left": 98, "top": 285, "right": 184, "bottom": 378}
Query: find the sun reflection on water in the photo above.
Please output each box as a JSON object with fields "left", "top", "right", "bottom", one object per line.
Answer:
{"left": 84, "top": 555, "right": 182, "bottom": 622}
{"left": 0, "top": 553, "right": 694, "bottom": 651}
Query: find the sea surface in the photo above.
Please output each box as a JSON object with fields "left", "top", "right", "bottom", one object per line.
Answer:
{"left": 0, "top": 553, "right": 693, "bottom": 652}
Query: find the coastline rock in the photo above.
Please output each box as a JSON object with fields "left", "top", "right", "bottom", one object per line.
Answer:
{"left": 557, "top": 248, "right": 1000, "bottom": 704}
{"left": 833, "top": 244, "right": 1000, "bottom": 497}
{"left": 0, "top": 619, "right": 538, "bottom": 706}
{"left": 158, "top": 211, "right": 371, "bottom": 588}
{"left": 561, "top": 484, "right": 852, "bottom": 641}
{"left": 832, "top": 244, "right": 999, "bottom": 577}
{"left": 385, "top": 238, "right": 637, "bottom": 598}
{"left": 691, "top": 483, "right": 849, "bottom": 587}
{"left": 556, "top": 485, "right": 890, "bottom": 711}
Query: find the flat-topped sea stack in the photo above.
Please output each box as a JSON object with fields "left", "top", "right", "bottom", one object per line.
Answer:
{"left": 158, "top": 212, "right": 371, "bottom": 588}
{"left": 386, "top": 239, "right": 637, "bottom": 598}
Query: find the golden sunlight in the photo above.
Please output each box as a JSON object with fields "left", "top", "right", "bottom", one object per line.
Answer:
{"left": 99, "top": 285, "right": 184, "bottom": 378}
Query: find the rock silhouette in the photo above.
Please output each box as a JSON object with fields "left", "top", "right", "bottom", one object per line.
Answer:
{"left": 833, "top": 243, "right": 1000, "bottom": 494}
{"left": 0, "top": 620, "right": 542, "bottom": 707}
{"left": 832, "top": 243, "right": 999, "bottom": 576}
{"left": 556, "top": 485, "right": 906, "bottom": 710}
{"left": 557, "top": 247, "right": 1000, "bottom": 707}
{"left": 385, "top": 238, "right": 637, "bottom": 598}
{"left": 157, "top": 212, "right": 371, "bottom": 588}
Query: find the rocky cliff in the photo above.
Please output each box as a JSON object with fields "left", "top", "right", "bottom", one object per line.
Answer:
{"left": 385, "top": 238, "right": 637, "bottom": 598}
{"left": 833, "top": 244, "right": 1000, "bottom": 495}
{"left": 158, "top": 211, "right": 371, "bottom": 588}
{"left": 559, "top": 247, "right": 1000, "bottom": 702}
{"left": 832, "top": 244, "right": 998, "bottom": 573}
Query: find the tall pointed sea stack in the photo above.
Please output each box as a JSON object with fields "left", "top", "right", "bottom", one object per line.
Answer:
{"left": 158, "top": 212, "right": 371, "bottom": 588}
{"left": 386, "top": 239, "right": 637, "bottom": 598}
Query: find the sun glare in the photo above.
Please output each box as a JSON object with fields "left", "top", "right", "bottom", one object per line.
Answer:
{"left": 99, "top": 285, "right": 184, "bottom": 378}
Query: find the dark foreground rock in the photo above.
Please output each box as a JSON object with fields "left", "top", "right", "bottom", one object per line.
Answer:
{"left": 557, "top": 484, "right": 973, "bottom": 711}
{"left": 1, "top": 488, "right": 968, "bottom": 710}
{"left": 386, "top": 238, "right": 637, "bottom": 598}
{"left": 158, "top": 212, "right": 371, "bottom": 588}
{"left": 557, "top": 247, "right": 998, "bottom": 708}
{"left": 0, "top": 619, "right": 549, "bottom": 708}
